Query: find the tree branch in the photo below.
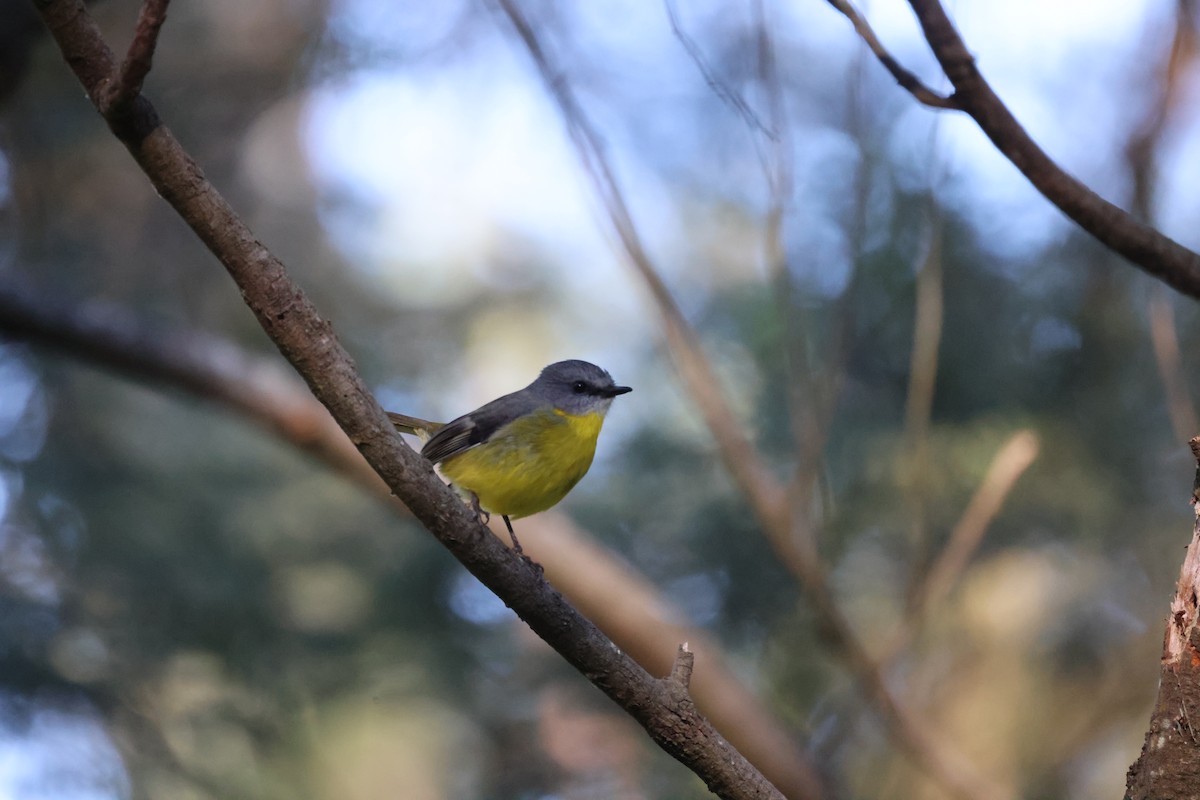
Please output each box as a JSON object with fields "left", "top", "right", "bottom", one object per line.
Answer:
{"left": 881, "top": 429, "right": 1040, "bottom": 663}
{"left": 823, "top": 0, "right": 957, "bottom": 109}
{"left": 0, "top": 284, "right": 387, "bottom": 492}
{"left": 898, "top": 0, "right": 1200, "bottom": 298}
{"left": 1126, "top": 437, "right": 1200, "bottom": 798}
{"left": 829, "top": 0, "right": 1200, "bottom": 297}
{"left": 31, "top": 2, "right": 785, "bottom": 798}
{"left": 664, "top": 0, "right": 777, "bottom": 140}
{"left": 101, "top": 0, "right": 169, "bottom": 114}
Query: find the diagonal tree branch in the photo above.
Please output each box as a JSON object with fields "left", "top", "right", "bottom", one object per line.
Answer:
{"left": 101, "top": 0, "right": 169, "bottom": 114}
{"left": 837, "top": 0, "right": 1200, "bottom": 298}
{"left": 665, "top": 0, "right": 777, "bottom": 140}
{"left": 823, "top": 0, "right": 957, "bottom": 109}
{"left": 0, "top": 284, "right": 386, "bottom": 492}
{"left": 829, "top": 0, "right": 1200, "bottom": 297}
{"left": 30, "top": 2, "right": 786, "bottom": 798}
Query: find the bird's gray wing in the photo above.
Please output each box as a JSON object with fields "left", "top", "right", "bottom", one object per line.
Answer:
{"left": 420, "top": 391, "right": 540, "bottom": 464}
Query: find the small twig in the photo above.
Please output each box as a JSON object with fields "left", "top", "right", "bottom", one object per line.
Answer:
{"left": 902, "top": 208, "right": 944, "bottom": 573}
{"left": 1148, "top": 286, "right": 1199, "bottom": 442}
{"left": 664, "top": 0, "right": 776, "bottom": 141}
{"left": 903, "top": 214, "right": 944, "bottom": 450}
{"left": 749, "top": 0, "right": 827, "bottom": 560}
{"left": 918, "top": 429, "right": 1040, "bottom": 612}
{"left": 101, "top": 0, "right": 170, "bottom": 114}
{"left": 882, "top": 430, "right": 1040, "bottom": 662}
{"left": 669, "top": 642, "right": 696, "bottom": 689}
{"left": 824, "top": 0, "right": 957, "bottom": 109}
{"left": 781, "top": 38, "right": 872, "bottom": 534}
{"left": 1125, "top": 0, "right": 1199, "bottom": 443}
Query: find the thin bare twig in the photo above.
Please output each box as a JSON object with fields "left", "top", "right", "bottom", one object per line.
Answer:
{"left": 902, "top": 208, "right": 944, "bottom": 575}
{"left": 901, "top": 430, "right": 1040, "bottom": 639}
{"left": 1148, "top": 287, "right": 1198, "bottom": 441}
{"left": 101, "top": 0, "right": 170, "bottom": 114}
{"left": 1125, "top": 0, "right": 1199, "bottom": 443}
{"left": 664, "top": 0, "right": 776, "bottom": 141}
{"left": 904, "top": 215, "right": 944, "bottom": 453}
{"left": 669, "top": 642, "right": 696, "bottom": 689}
{"left": 749, "top": 0, "right": 824, "bottom": 557}
{"left": 824, "top": 0, "right": 957, "bottom": 109}
{"left": 785, "top": 35, "right": 871, "bottom": 532}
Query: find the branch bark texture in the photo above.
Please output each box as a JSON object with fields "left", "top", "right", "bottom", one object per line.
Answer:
{"left": 31, "top": 1, "right": 787, "bottom": 797}
{"left": 1125, "top": 437, "right": 1200, "bottom": 799}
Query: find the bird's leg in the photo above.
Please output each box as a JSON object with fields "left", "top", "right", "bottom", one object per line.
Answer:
{"left": 466, "top": 495, "right": 527, "bottom": 560}
{"left": 502, "top": 517, "right": 541, "bottom": 576}
{"left": 502, "top": 515, "right": 524, "bottom": 554}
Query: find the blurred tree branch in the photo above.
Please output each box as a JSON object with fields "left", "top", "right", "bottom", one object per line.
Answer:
{"left": 1125, "top": 0, "right": 1199, "bottom": 443}
{"left": 902, "top": 206, "right": 943, "bottom": 578}
{"left": 881, "top": 429, "right": 1040, "bottom": 663}
{"left": 495, "top": 2, "right": 1011, "bottom": 799}
{"left": 823, "top": 0, "right": 956, "bottom": 109}
{"left": 664, "top": 0, "right": 776, "bottom": 141}
{"left": 829, "top": 0, "right": 1200, "bottom": 299}
{"left": 0, "top": 284, "right": 386, "bottom": 493}
{"left": 30, "top": 1, "right": 790, "bottom": 797}
{"left": 750, "top": 0, "right": 833, "bottom": 541}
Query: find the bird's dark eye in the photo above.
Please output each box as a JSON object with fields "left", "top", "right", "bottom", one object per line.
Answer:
{"left": 571, "top": 381, "right": 587, "bottom": 394}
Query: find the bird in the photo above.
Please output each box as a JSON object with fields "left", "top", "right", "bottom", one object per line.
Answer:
{"left": 387, "top": 359, "right": 631, "bottom": 552}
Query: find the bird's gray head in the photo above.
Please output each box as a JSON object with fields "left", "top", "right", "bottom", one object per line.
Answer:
{"left": 530, "top": 360, "right": 632, "bottom": 416}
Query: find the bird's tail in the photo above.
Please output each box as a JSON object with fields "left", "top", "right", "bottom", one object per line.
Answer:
{"left": 385, "top": 411, "right": 444, "bottom": 442}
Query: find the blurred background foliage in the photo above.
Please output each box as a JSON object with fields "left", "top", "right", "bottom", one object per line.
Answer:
{"left": 1, "top": 0, "right": 1199, "bottom": 798}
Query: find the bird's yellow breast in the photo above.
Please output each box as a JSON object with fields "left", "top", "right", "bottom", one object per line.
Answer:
{"left": 438, "top": 409, "right": 606, "bottom": 519}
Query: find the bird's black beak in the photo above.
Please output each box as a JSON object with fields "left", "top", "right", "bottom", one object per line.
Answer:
{"left": 604, "top": 385, "right": 632, "bottom": 397}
